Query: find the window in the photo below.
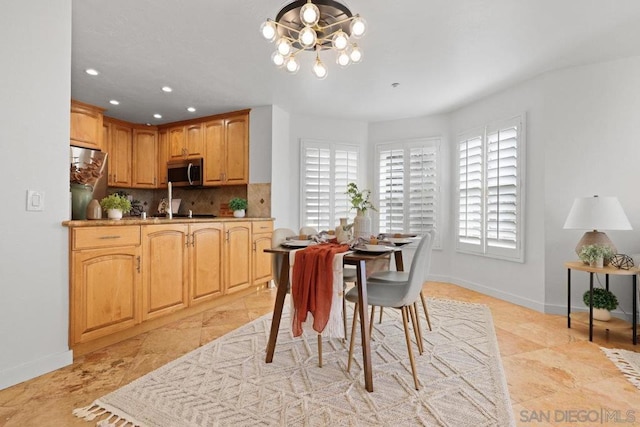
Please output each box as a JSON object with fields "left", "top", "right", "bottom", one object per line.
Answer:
{"left": 376, "top": 138, "right": 440, "bottom": 245}
{"left": 300, "top": 139, "right": 359, "bottom": 230}
{"left": 457, "top": 115, "right": 525, "bottom": 262}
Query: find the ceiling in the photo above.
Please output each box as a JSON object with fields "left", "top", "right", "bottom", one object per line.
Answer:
{"left": 71, "top": 0, "right": 640, "bottom": 125}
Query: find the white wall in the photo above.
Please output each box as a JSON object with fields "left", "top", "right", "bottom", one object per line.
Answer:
{"left": 249, "top": 106, "right": 273, "bottom": 184}
{"left": 541, "top": 57, "right": 640, "bottom": 317}
{"left": 270, "top": 105, "right": 293, "bottom": 229}
{"left": 0, "top": 0, "right": 73, "bottom": 389}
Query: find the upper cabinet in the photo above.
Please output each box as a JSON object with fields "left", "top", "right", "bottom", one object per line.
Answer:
{"left": 106, "top": 119, "right": 133, "bottom": 187}
{"left": 157, "top": 129, "right": 169, "bottom": 188}
{"left": 70, "top": 100, "right": 105, "bottom": 150}
{"left": 132, "top": 128, "right": 157, "bottom": 188}
{"left": 203, "top": 111, "right": 249, "bottom": 186}
{"left": 168, "top": 124, "right": 203, "bottom": 159}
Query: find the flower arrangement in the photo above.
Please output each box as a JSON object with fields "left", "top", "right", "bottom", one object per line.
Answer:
{"left": 346, "top": 182, "right": 376, "bottom": 212}
{"left": 229, "top": 197, "right": 248, "bottom": 211}
{"left": 100, "top": 193, "right": 132, "bottom": 213}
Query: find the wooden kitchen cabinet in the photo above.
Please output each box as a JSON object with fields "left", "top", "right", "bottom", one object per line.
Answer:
{"left": 167, "top": 124, "right": 203, "bottom": 159}
{"left": 252, "top": 220, "right": 273, "bottom": 287}
{"left": 70, "top": 100, "right": 104, "bottom": 150}
{"left": 69, "top": 226, "right": 141, "bottom": 345}
{"left": 132, "top": 128, "right": 157, "bottom": 188}
{"left": 157, "top": 129, "right": 169, "bottom": 188}
{"left": 141, "top": 224, "right": 189, "bottom": 320}
{"left": 203, "top": 111, "right": 249, "bottom": 186}
{"left": 225, "top": 221, "right": 252, "bottom": 293}
{"left": 106, "top": 120, "right": 133, "bottom": 187}
{"left": 190, "top": 223, "right": 224, "bottom": 304}
{"left": 168, "top": 126, "right": 185, "bottom": 159}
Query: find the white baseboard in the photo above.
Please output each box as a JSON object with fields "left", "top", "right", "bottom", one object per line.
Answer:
{"left": 0, "top": 350, "right": 73, "bottom": 391}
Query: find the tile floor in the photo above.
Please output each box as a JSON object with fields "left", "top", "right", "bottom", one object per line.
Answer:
{"left": 0, "top": 282, "right": 638, "bottom": 426}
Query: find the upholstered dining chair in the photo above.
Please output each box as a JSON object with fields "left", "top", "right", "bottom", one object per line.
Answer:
{"left": 299, "top": 226, "right": 318, "bottom": 236}
{"left": 345, "top": 230, "right": 435, "bottom": 390}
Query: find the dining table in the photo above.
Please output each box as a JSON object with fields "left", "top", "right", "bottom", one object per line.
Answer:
{"left": 263, "top": 244, "right": 406, "bottom": 393}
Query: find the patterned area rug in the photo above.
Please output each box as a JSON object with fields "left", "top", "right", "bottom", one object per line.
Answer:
{"left": 74, "top": 298, "right": 514, "bottom": 426}
{"left": 602, "top": 347, "right": 640, "bottom": 390}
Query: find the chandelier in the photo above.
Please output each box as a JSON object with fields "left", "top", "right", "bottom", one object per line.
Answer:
{"left": 260, "top": 0, "right": 366, "bottom": 79}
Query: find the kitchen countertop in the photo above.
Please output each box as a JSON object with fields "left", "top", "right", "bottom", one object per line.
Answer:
{"left": 62, "top": 217, "right": 274, "bottom": 227}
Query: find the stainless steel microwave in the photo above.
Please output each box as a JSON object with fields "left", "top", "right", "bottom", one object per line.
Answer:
{"left": 167, "top": 158, "right": 203, "bottom": 187}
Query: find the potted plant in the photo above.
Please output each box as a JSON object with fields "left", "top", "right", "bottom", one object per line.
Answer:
{"left": 229, "top": 197, "right": 248, "bottom": 218}
{"left": 579, "top": 244, "right": 615, "bottom": 268}
{"left": 583, "top": 287, "right": 618, "bottom": 321}
{"left": 100, "top": 193, "right": 132, "bottom": 220}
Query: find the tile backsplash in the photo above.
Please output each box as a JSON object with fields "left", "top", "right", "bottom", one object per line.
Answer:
{"left": 108, "top": 183, "right": 271, "bottom": 218}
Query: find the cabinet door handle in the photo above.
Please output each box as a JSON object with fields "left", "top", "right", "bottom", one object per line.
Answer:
{"left": 185, "top": 235, "right": 190, "bottom": 247}
{"left": 136, "top": 256, "right": 141, "bottom": 273}
{"left": 99, "top": 235, "right": 121, "bottom": 240}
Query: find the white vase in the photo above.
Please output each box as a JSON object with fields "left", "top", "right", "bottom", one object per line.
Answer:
{"left": 107, "top": 209, "right": 123, "bottom": 220}
{"left": 353, "top": 209, "right": 372, "bottom": 239}
{"left": 233, "top": 209, "right": 245, "bottom": 218}
{"left": 593, "top": 308, "right": 611, "bottom": 321}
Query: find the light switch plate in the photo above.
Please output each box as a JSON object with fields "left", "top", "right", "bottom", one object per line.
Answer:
{"left": 27, "top": 190, "right": 44, "bottom": 211}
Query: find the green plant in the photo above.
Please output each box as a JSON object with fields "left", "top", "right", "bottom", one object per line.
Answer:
{"left": 229, "top": 197, "right": 248, "bottom": 211}
{"left": 578, "top": 244, "right": 614, "bottom": 265}
{"left": 582, "top": 287, "right": 618, "bottom": 311}
{"left": 100, "top": 193, "right": 132, "bottom": 213}
{"left": 346, "top": 182, "right": 376, "bottom": 212}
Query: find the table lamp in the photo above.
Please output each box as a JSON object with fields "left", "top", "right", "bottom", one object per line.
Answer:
{"left": 563, "top": 195, "right": 632, "bottom": 256}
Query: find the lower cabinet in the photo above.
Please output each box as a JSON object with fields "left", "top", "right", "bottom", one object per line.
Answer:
{"left": 252, "top": 221, "right": 274, "bottom": 287}
{"left": 69, "top": 219, "right": 272, "bottom": 349}
{"left": 225, "top": 222, "right": 252, "bottom": 293}
{"left": 141, "top": 224, "right": 190, "bottom": 320}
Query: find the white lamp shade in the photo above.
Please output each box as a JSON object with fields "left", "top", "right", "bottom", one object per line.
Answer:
{"left": 563, "top": 196, "right": 632, "bottom": 231}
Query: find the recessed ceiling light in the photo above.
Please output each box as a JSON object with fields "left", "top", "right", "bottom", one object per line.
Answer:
{"left": 161, "top": 86, "right": 173, "bottom": 93}
{"left": 109, "top": 100, "right": 120, "bottom": 105}
{"left": 153, "top": 113, "right": 162, "bottom": 119}
{"left": 391, "top": 82, "right": 400, "bottom": 88}
{"left": 186, "top": 107, "right": 196, "bottom": 113}
{"left": 85, "top": 68, "right": 99, "bottom": 76}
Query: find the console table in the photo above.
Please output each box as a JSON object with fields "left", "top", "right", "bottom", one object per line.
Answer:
{"left": 565, "top": 261, "right": 638, "bottom": 345}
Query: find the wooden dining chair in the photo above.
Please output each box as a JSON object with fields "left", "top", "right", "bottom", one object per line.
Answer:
{"left": 345, "top": 230, "right": 435, "bottom": 390}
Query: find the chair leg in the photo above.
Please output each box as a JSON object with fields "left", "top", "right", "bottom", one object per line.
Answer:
{"left": 342, "top": 288, "right": 348, "bottom": 340}
{"left": 409, "top": 303, "right": 424, "bottom": 355}
{"left": 401, "top": 306, "right": 420, "bottom": 390}
{"left": 317, "top": 335, "right": 323, "bottom": 367}
{"left": 379, "top": 306, "right": 384, "bottom": 323}
{"left": 347, "top": 302, "right": 359, "bottom": 373}
{"left": 420, "top": 290, "right": 432, "bottom": 331}
{"left": 369, "top": 305, "right": 376, "bottom": 338}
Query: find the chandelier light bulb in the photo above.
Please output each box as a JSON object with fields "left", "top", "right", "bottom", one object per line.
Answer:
{"left": 260, "top": 20, "right": 277, "bottom": 42}
{"left": 313, "top": 56, "right": 328, "bottom": 79}
{"left": 332, "top": 31, "right": 349, "bottom": 51}
{"left": 350, "top": 16, "right": 366, "bottom": 38}
{"left": 300, "top": 2, "right": 320, "bottom": 26}
{"left": 271, "top": 51, "right": 285, "bottom": 67}
{"left": 337, "top": 51, "right": 350, "bottom": 67}
{"left": 276, "top": 38, "right": 292, "bottom": 56}
{"left": 285, "top": 56, "right": 300, "bottom": 74}
{"left": 350, "top": 45, "right": 362, "bottom": 63}
{"left": 299, "top": 26, "right": 317, "bottom": 48}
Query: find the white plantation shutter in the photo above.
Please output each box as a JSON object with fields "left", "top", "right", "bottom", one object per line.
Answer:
{"left": 301, "top": 140, "right": 359, "bottom": 230}
{"left": 456, "top": 115, "right": 525, "bottom": 262}
{"left": 376, "top": 139, "right": 440, "bottom": 246}
{"left": 458, "top": 134, "right": 483, "bottom": 248}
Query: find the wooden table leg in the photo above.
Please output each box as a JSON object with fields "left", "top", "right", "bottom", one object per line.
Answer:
{"left": 356, "top": 259, "right": 373, "bottom": 392}
{"left": 266, "top": 254, "right": 290, "bottom": 363}
{"left": 394, "top": 250, "right": 404, "bottom": 272}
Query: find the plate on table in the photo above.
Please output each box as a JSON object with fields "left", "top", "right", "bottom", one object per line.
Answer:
{"left": 355, "top": 245, "right": 394, "bottom": 253}
{"left": 282, "top": 240, "right": 314, "bottom": 248}
{"left": 385, "top": 237, "right": 413, "bottom": 246}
